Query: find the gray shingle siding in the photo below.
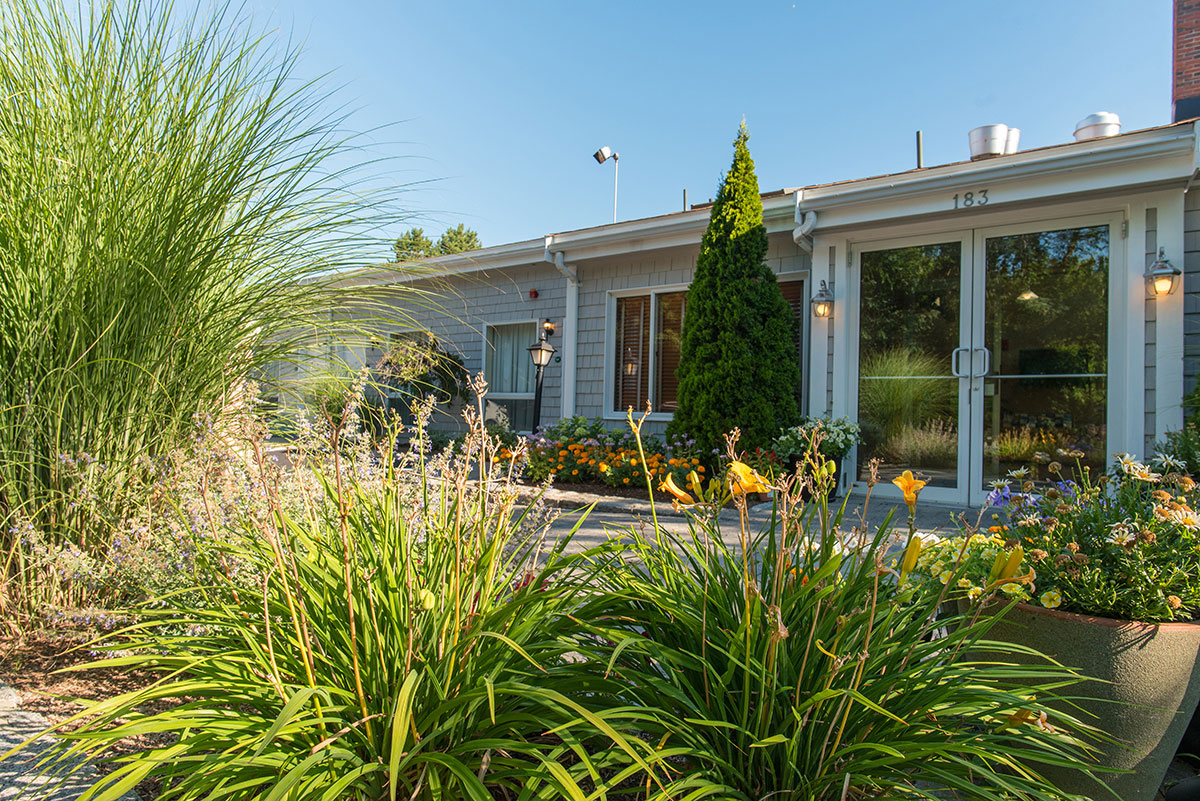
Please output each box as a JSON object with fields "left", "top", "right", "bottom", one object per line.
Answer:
{"left": 1184, "top": 192, "right": 1200, "bottom": 423}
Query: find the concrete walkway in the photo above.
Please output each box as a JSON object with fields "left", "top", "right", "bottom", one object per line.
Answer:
{"left": 0, "top": 683, "right": 138, "bottom": 801}
{"left": 534, "top": 485, "right": 978, "bottom": 554}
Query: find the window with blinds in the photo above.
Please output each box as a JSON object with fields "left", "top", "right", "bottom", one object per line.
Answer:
{"left": 613, "top": 281, "right": 804, "bottom": 416}
{"left": 613, "top": 291, "right": 686, "bottom": 413}
{"left": 485, "top": 322, "right": 536, "bottom": 396}
{"left": 654, "top": 292, "right": 686, "bottom": 411}
{"left": 614, "top": 296, "right": 650, "bottom": 411}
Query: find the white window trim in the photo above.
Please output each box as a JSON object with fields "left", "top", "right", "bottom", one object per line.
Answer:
{"left": 481, "top": 318, "right": 539, "bottom": 400}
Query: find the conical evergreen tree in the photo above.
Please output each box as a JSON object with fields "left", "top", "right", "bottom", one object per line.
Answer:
{"left": 669, "top": 123, "right": 801, "bottom": 456}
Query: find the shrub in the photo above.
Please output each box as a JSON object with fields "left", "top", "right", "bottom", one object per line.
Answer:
{"left": 670, "top": 123, "right": 800, "bottom": 455}
{"left": 23, "top": 413, "right": 662, "bottom": 800}
{"left": 577, "top": 422, "right": 1098, "bottom": 799}
{"left": 305, "top": 374, "right": 358, "bottom": 428}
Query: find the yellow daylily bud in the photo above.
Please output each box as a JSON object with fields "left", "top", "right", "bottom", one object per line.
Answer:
{"left": 999, "top": 545, "right": 1024, "bottom": 582}
{"left": 729, "top": 461, "right": 770, "bottom": 495}
{"left": 989, "top": 551, "right": 1007, "bottom": 583}
{"left": 899, "top": 534, "right": 923, "bottom": 580}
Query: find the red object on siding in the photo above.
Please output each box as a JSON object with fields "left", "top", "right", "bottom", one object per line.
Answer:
{"left": 528, "top": 289, "right": 538, "bottom": 299}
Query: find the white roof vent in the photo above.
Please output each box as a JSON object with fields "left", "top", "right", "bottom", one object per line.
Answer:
{"left": 1074, "top": 112, "right": 1121, "bottom": 141}
{"left": 968, "top": 124, "right": 1020, "bottom": 160}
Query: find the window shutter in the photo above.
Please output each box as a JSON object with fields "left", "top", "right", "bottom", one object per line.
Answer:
{"left": 614, "top": 296, "right": 649, "bottom": 412}
{"left": 778, "top": 280, "right": 806, "bottom": 405}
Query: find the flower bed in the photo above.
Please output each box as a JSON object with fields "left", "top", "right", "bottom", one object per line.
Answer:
{"left": 525, "top": 416, "right": 706, "bottom": 491}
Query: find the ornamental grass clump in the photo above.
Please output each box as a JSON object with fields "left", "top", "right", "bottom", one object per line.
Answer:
{"left": 576, "top": 417, "right": 1098, "bottom": 800}
{"left": 0, "top": 0, "right": 427, "bottom": 624}
{"left": 911, "top": 455, "right": 1200, "bottom": 623}
{"left": 12, "top": 399, "right": 664, "bottom": 801}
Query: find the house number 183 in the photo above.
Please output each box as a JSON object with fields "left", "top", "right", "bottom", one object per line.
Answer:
{"left": 952, "top": 189, "right": 989, "bottom": 209}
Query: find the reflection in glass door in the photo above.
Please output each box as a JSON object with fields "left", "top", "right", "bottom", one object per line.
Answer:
{"left": 857, "top": 241, "right": 966, "bottom": 492}
{"left": 979, "top": 226, "right": 1109, "bottom": 487}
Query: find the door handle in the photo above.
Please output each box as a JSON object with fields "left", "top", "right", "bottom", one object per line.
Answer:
{"left": 951, "top": 347, "right": 970, "bottom": 378}
{"left": 973, "top": 347, "right": 991, "bottom": 378}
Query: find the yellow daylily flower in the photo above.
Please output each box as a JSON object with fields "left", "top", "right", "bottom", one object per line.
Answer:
{"left": 892, "top": 470, "right": 926, "bottom": 510}
{"left": 659, "top": 472, "right": 695, "bottom": 505}
{"left": 729, "top": 461, "right": 770, "bottom": 496}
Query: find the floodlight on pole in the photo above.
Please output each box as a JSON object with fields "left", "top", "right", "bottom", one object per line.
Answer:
{"left": 593, "top": 146, "right": 619, "bottom": 223}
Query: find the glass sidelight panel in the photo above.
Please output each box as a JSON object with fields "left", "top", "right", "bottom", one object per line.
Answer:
{"left": 981, "top": 226, "right": 1108, "bottom": 485}
{"left": 858, "top": 243, "right": 963, "bottom": 488}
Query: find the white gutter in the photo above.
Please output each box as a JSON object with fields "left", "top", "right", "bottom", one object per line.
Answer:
{"left": 791, "top": 189, "right": 817, "bottom": 253}
{"left": 1185, "top": 120, "right": 1200, "bottom": 194}
{"left": 543, "top": 236, "right": 578, "bottom": 419}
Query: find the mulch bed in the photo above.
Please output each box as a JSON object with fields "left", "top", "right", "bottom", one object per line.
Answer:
{"left": 0, "top": 629, "right": 172, "bottom": 799}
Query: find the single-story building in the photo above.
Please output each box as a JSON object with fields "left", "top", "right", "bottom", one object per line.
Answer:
{"left": 322, "top": 3, "right": 1200, "bottom": 508}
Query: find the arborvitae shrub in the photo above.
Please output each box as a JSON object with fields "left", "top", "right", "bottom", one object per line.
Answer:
{"left": 669, "top": 123, "right": 801, "bottom": 456}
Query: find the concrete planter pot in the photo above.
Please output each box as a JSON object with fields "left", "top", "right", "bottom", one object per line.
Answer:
{"left": 984, "top": 602, "right": 1200, "bottom": 801}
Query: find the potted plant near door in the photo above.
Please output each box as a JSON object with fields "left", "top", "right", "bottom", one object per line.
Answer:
{"left": 905, "top": 455, "right": 1200, "bottom": 801}
{"left": 774, "top": 415, "right": 862, "bottom": 497}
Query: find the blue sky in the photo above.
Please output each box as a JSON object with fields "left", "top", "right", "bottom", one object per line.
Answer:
{"left": 247, "top": 0, "right": 1171, "bottom": 250}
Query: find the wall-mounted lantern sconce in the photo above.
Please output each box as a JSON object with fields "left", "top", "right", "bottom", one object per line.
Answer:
{"left": 1147, "top": 248, "right": 1182, "bottom": 297}
{"left": 811, "top": 280, "right": 834, "bottom": 318}
{"left": 542, "top": 319, "right": 556, "bottom": 337}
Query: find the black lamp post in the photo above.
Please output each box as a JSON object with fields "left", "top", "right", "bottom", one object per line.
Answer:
{"left": 527, "top": 321, "right": 556, "bottom": 432}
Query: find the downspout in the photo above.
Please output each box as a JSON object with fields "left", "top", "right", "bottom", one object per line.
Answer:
{"left": 544, "top": 236, "right": 578, "bottom": 419}
{"left": 792, "top": 189, "right": 817, "bottom": 253}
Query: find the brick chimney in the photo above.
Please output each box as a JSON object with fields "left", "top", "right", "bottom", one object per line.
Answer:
{"left": 1175, "top": 0, "right": 1200, "bottom": 120}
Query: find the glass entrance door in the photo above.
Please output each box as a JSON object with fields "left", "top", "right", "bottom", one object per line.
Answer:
{"left": 856, "top": 236, "right": 970, "bottom": 502}
{"left": 854, "top": 220, "right": 1112, "bottom": 505}
{"left": 973, "top": 224, "right": 1110, "bottom": 495}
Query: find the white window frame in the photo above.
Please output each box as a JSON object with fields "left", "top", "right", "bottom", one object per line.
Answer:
{"left": 481, "top": 318, "right": 538, "bottom": 400}
{"left": 604, "top": 284, "right": 689, "bottom": 422}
